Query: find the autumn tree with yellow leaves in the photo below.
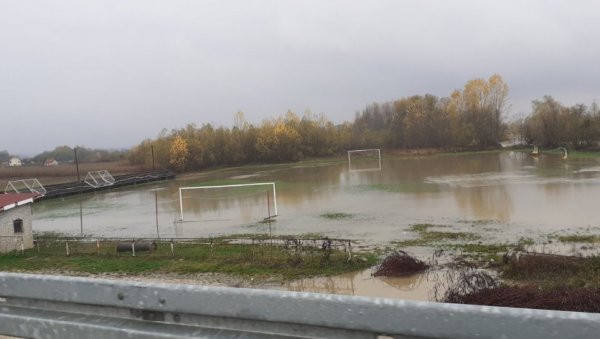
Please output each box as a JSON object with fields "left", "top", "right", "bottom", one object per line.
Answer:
{"left": 169, "top": 135, "right": 189, "bottom": 172}
{"left": 127, "top": 74, "right": 600, "bottom": 171}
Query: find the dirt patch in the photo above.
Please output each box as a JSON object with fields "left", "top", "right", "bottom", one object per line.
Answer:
{"left": 373, "top": 251, "right": 429, "bottom": 277}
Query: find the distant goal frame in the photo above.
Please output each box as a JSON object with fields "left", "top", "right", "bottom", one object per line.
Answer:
{"left": 347, "top": 148, "right": 382, "bottom": 172}
{"left": 178, "top": 182, "right": 278, "bottom": 222}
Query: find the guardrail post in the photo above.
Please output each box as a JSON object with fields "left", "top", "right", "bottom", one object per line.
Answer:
{"left": 131, "top": 239, "right": 136, "bottom": 257}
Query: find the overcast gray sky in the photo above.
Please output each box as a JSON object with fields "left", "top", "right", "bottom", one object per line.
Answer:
{"left": 2, "top": 0, "right": 599, "bottom": 155}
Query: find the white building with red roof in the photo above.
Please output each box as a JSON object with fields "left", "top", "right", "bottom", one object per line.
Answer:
{"left": 0, "top": 193, "right": 37, "bottom": 253}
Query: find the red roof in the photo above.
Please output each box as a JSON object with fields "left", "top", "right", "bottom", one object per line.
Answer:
{"left": 0, "top": 193, "right": 38, "bottom": 212}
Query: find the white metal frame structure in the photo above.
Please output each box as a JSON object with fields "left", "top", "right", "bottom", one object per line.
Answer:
{"left": 178, "top": 182, "right": 278, "bottom": 221}
{"left": 84, "top": 170, "right": 116, "bottom": 188}
{"left": 4, "top": 179, "right": 46, "bottom": 197}
{"left": 347, "top": 148, "right": 382, "bottom": 172}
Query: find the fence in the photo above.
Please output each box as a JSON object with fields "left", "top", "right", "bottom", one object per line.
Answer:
{"left": 22, "top": 236, "right": 353, "bottom": 264}
{"left": 1, "top": 272, "right": 600, "bottom": 338}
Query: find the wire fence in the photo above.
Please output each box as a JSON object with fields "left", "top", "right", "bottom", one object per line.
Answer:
{"left": 19, "top": 236, "right": 353, "bottom": 264}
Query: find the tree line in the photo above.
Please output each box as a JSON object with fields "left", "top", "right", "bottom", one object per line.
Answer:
{"left": 129, "top": 74, "right": 517, "bottom": 172}
{"left": 0, "top": 146, "right": 127, "bottom": 166}
{"left": 509, "top": 96, "right": 600, "bottom": 148}
{"left": 129, "top": 74, "right": 600, "bottom": 172}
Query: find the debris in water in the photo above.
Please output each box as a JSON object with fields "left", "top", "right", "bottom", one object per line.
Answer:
{"left": 373, "top": 251, "right": 429, "bottom": 277}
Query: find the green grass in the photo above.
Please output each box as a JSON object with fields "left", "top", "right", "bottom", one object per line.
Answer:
{"left": 320, "top": 212, "right": 353, "bottom": 220}
{"left": 563, "top": 150, "right": 600, "bottom": 159}
{"left": 517, "top": 237, "right": 536, "bottom": 246}
{"left": 502, "top": 254, "right": 600, "bottom": 288}
{"left": 556, "top": 234, "right": 600, "bottom": 243}
{"left": 409, "top": 223, "right": 448, "bottom": 232}
{"left": 448, "top": 243, "right": 511, "bottom": 262}
{"left": 365, "top": 182, "right": 439, "bottom": 193}
{"left": 0, "top": 239, "right": 376, "bottom": 280}
{"left": 393, "top": 223, "right": 479, "bottom": 247}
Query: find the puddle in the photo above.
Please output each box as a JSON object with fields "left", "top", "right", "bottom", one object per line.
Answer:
{"left": 278, "top": 268, "right": 448, "bottom": 301}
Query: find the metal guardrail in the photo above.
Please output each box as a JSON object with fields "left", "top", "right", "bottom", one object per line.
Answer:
{"left": 0, "top": 273, "right": 599, "bottom": 338}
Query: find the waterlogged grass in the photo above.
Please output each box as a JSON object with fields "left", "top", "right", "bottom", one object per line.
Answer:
{"left": 409, "top": 223, "right": 448, "bottom": 232}
{"left": 320, "top": 212, "right": 354, "bottom": 220}
{"left": 366, "top": 182, "right": 439, "bottom": 194}
{"left": 433, "top": 149, "right": 502, "bottom": 158}
{"left": 457, "top": 219, "right": 495, "bottom": 226}
{"left": 394, "top": 223, "right": 479, "bottom": 247}
{"left": 517, "top": 237, "right": 536, "bottom": 246}
{"left": 555, "top": 234, "right": 600, "bottom": 243}
{"left": 562, "top": 150, "right": 600, "bottom": 159}
{"left": 502, "top": 253, "right": 600, "bottom": 288}
{"left": 449, "top": 243, "right": 512, "bottom": 262}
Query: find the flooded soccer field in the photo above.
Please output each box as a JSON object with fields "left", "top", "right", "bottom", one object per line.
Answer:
{"left": 33, "top": 150, "right": 600, "bottom": 245}
{"left": 30, "top": 150, "right": 600, "bottom": 299}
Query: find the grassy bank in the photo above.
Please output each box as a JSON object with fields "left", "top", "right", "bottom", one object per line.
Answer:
{"left": 0, "top": 236, "right": 377, "bottom": 281}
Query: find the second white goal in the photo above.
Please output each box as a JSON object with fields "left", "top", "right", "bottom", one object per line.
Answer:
{"left": 347, "top": 149, "right": 382, "bottom": 172}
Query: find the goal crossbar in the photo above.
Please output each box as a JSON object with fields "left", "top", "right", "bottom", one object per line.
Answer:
{"left": 178, "top": 182, "right": 277, "bottom": 221}
{"left": 347, "top": 149, "right": 382, "bottom": 172}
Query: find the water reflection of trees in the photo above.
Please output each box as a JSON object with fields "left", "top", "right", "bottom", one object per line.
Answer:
{"left": 454, "top": 186, "right": 513, "bottom": 221}
{"left": 178, "top": 191, "right": 273, "bottom": 222}
{"left": 168, "top": 152, "right": 528, "bottom": 219}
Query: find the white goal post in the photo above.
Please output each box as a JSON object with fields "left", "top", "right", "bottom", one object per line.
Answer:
{"left": 347, "top": 149, "right": 382, "bottom": 172}
{"left": 4, "top": 179, "right": 46, "bottom": 196}
{"left": 84, "top": 170, "right": 115, "bottom": 188}
{"left": 178, "top": 182, "right": 278, "bottom": 221}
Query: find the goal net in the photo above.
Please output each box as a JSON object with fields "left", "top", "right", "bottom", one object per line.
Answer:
{"left": 4, "top": 179, "right": 47, "bottom": 196}
{"left": 177, "top": 182, "right": 278, "bottom": 223}
{"left": 84, "top": 170, "right": 115, "bottom": 188}
{"left": 347, "top": 149, "right": 381, "bottom": 172}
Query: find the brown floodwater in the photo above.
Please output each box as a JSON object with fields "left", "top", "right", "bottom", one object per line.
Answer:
{"left": 31, "top": 150, "right": 600, "bottom": 299}
{"left": 279, "top": 268, "right": 439, "bottom": 301}
{"left": 33, "top": 151, "right": 600, "bottom": 244}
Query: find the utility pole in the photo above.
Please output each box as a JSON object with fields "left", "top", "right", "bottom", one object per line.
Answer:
{"left": 151, "top": 145, "right": 156, "bottom": 171}
{"left": 74, "top": 147, "right": 81, "bottom": 181}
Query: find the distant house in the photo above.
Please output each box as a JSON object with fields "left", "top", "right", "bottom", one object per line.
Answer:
{"left": 0, "top": 193, "right": 37, "bottom": 253}
{"left": 44, "top": 158, "right": 58, "bottom": 166}
{"left": 8, "top": 157, "right": 22, "bottom": 167}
